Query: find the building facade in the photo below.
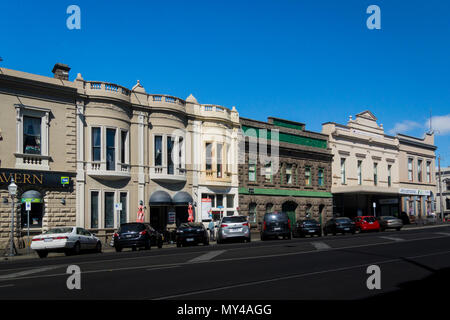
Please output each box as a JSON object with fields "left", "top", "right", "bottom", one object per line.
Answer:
{"left": 322, "top": 110, "right": 437, "bottom": 220}
{"left": 0, "top": 63, "right": 240, "bottom": 248}
{"left": 436, "top": 166, "right": 450, "bottom": 219}
{"left": 238, "top": 117, "right": 333, "bottom": 228}
{"left": 0, "top": 64, "right": 78, "bottom": 250}
{"left": 397, "top": 133, "right": 437, "bottom": 222}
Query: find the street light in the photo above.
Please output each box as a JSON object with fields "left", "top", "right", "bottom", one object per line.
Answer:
{"left": 8, "top": 178, "right": 18, "bottom": 256}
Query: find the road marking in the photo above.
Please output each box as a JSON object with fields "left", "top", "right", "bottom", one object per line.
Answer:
{"left": 0, "top": 265, "right": 61, "bottom": 281}
{"left": 2, "top": 234, "right": 449, "bottom": 282}
{"left": 146, "top": 266, "right": 180, "bottom": 272}
{"left": 188, "top": 250, "right": 226, "bottom": 263}
{"left": 0, "top": 284, "right": 14, "bottom": 288}
{"left": 435, "top": 232, "right": 450, "bottom": 236}
{"left": 311, "top": 242, "right": 331, "bottom": 250}
{"left": 379, "top": 236, "right": 405, "bottom": 242}
{"left": 153, "top": 249, "right": 450, "bottom": 300}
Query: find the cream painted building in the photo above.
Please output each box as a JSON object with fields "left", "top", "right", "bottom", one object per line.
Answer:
{"left": 0, "top": 63, "right": 240, "bottom": 249}
{"left": 322, "top": 110, "right": 437, "bottom": 219}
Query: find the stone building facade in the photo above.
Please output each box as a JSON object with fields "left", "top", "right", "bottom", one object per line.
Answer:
{"left": 436, "top": 166, "right": 450, "bottom": 219}
{"left": 238, "top": 117, "right": 333, "bottom": 228}
{"left": 0, "top": 63, "right": 241, "bottom": 248}
{"left": 0, "top": 64, "right": 78, "bottom": 250}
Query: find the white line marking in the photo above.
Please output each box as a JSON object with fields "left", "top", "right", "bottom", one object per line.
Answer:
{"left": 146, "top": 266, "right": 180, "bottom": 272}
{"left": 0, "top": 284, "right": 14, "bottom": 288}
{"left": 3, "top": 234, "right": 449, "bottom": 282}
{"left": 379, "top": 236, "right": 405, "bottom": 242}
{"left": 153, "top": 249, "right": 450, "bottom": 300}
{"left": 0, "top": 265, "right": 61, "bottom": 281}
{"left": 311, "top": 242, "right": 331, "bottom": 250}
{"left": 188, "top": 250, "right": 226, "bottom": 263}
{"left": 435, "top": 232, "right": 450, "bottom": 236}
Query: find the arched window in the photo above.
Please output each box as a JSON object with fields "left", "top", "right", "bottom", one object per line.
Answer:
{"left": 266, "top": 203, "right": 274, "bottom": 214}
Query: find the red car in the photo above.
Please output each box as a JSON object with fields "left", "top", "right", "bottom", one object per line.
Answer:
{"left": 353, "top": 216, "right": 380, "bottom": 232}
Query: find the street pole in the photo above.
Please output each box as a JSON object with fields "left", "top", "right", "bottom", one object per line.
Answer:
{"left": 27, "top": 208, "right": 30, "bottom": 255}
{"left": 438, "top": 155, "right": 444, "bottom": 222}
{"left": 10, "top": 194, "right": 14, "bottom": 256}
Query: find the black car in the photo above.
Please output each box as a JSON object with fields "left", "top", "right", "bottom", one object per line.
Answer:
{"left": 260, "top": 212, "right": 291, "bottom": 241}
{"left": 176, "top": 222, "right": 209, "bottom": 247}
{"left": 113, "top": 223, "right": 163, "bottom": 252}
{"left": 293, "top": 219, "right": 322, "bottom": 237}
{"left": 323, "top": 217, "right": 355, "bottom": 236}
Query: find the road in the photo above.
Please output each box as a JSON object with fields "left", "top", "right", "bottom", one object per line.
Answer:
{"left": 0, "top": 225, "right": 449, "bottom": 300}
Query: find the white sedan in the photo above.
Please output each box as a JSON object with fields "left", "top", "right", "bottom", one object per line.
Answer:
{"left": 31, "top": 227, "right": 102, "bottom": 258}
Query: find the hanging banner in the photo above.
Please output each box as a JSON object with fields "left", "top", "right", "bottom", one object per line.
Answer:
{"left": 201, "top": 198, "right": 212, "bottom": 221}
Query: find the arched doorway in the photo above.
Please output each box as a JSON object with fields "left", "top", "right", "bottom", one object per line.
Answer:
{"left": 20, "top": 190, "right": 43, "bottom": 228}
{"left": 282, "top": 201, "right": 297, "bottom": 229}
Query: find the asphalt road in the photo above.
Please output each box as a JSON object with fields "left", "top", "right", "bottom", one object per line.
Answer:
{"left": 0, "top": 225, "right": 449, "bottom": 300}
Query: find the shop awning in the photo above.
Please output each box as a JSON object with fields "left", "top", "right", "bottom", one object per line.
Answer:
{"left": 149, "top": 190, "right": 172, "bottom": 205}
{"left": 21, "top": 190, "right": 42, "bottom": 203}
{"left": 172, "top": 191, "right": 193, "bottom": 205}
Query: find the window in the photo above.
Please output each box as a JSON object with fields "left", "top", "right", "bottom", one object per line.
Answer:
{"left": 106, "top": 128, "right": 116, "bottom": 171}
{"left": 340, "top": 158, "right": 346, "bottom": 184}
{"left": 104, "top": 192, "right": 115, "bottom": 228}
{"left": 305, "top": 167, "right": 311, "bottom": 186}
{"left": 167, "top": 136, "right": 174, "bottom": 175}
{"left": 417, "top": 159, "right": 423, "bottom": 182}
{"left": 178, "top": 137, "right": 183, "bottom": 169}
{"left": 318, "top": 168, "right": 324, "bottom": 187}
{"left": 357, "top": 160, "right": 362, "bottom": 185}
{"left": 266, "top": 203, "right": 274, "bottom": 214}
{"left": 388, "top": 164, "right": 392, "bottom": 187}
{"left": 120, "top": 131, "right": 128, "bottom": 164}
{"left": 408, "top": 158, "right": 413, "bottom": 181}
{"left": 154, "top": 135, "right": 162, "bottom": 166}
{"left": 264, "top": 162, "right": 272, "bottom": 182}
{"left": 426, "top": 161, "right": 431, "bottom": 183}
{"left": 226, "top": 195, "right": 234, "bottom": 209}
{"left": 216, "top": 194, "right": 224, "bottom": 207}
{"left": 206, "top": 143, "right": 212, "bottom": 171}
{"left": 217, "top": 143, "right": 223, "bottom": 178}
{"left": 373, "top": 163, "right": 378, "bottom": 186}
{"left": 91, "top": 191, "right": 99, "bottom": 228}
{"left": 92, "top": 127, "right": 101, "bottom": 162}
{"left": 446, "top": 198, "right": 450, "bottom": 210}
{"left": 286, "top": 164, "right": 293, "bottom": 184}
{"left": 23, "top": 116, "right": 41, "bottom": 154}
{"left": 248, "top": 160, "right": 256, "bottom": 182}
{"left": 119, "top": 192, "right": 127, "bottom": 225}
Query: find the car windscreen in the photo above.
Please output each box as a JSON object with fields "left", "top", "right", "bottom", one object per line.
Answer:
{"left": 119, "top": 224, "right": 145, "bottom": 233}
{"left": 381, "top": 216, "right": 396, "bottom": 220}
{"left": 44, "top": 227, "right": 73, "bottom": 234}
{"left": 303, "top": 219, "right": 318, "bottom": 224}
{"left": 179, "top": 223, "right": 203, "bottom": 229}
{"left": 336, "top": 218, "right": 351, "bottom": 223}
{"left": 265, "top": 213, "right": 288, "bottom": 221}
{"left": 363, "top": 217, "right": 376, "bottom": 222}
{"left": 222, "top": 216, "right": 247, "bottom": 223}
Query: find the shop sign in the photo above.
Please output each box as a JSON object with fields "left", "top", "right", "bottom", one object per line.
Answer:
{"left": 399, "top": 188, "right": 431, "bottom": 196}
{"left": 168, "top": 211, "right": 176, "bottom": 224}
{"left": 0, "top": 168, "right": 74, "bottom": 188}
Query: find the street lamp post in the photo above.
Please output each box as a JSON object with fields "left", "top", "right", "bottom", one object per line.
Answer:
{"left": 8, "top": 178, "right": 18, "bottom": 256}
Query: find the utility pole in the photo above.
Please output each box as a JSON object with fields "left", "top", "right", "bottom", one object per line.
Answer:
{"left": 438, "top": 155, "right": 444, "bottom": 222}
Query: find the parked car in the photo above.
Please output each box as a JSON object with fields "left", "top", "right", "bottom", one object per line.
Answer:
{"left": 377, "top": 216, "right": 403, "bottom": 231}
{"left": 217, "top": 216, "right": 251, "bottom": 244}
{"left": 293, "top": 219, "right": 321, "bottom": 237}
{"left": 323, "top": 217, "right": 355, "bottom": 236}
{"left": 260, "top": 212, "right": 291, "bottom": 241}
{"left": 113, "top": 223, "right": 163, "bottom": 252}
{"left": 176, "top": 222, "right": 209, "bottom": 247}
{"left": 31, "top": 226, "right": 102, "bottom": 258}
{"left": 354, "top": 216, "right": 380, "bottom": 233}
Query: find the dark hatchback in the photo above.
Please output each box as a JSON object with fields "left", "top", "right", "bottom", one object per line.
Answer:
{"left": 113, "top": 223, "right": 163, "bottom": 252}
{"left": 323, "top": 217, "right": 356, "bottom": 236}
{"left": 260, "top": 212, "right": 292, "bottom": 241}
{"left": 176, "top": 222, "right": 209, "bottom": 247}
{"left": 293, "top": 219, "right": 322, "bottom": 237}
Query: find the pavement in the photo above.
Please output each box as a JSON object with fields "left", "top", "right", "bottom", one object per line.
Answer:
{"left": 0, "top": 223, "right": 449, "bottom": 300}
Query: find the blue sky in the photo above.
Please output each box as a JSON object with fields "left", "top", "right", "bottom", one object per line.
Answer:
{"left": 1, "top": 0, "right": 449, "bottom": 166}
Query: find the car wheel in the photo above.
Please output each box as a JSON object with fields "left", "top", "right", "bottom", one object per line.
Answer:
{"left": 37, "top": 250, "right": 48, "bottom": 258}
{"left": 204, "top": 239, "right": 209, "bottom": 246}
{"left": 95, "top": 241, "right": 102, "bottom": 253}
{"left": 246, "top": 236, "right": 251, "bottom": 243}
{"left": 396, "top": 227, "right": 401, "bottom": 231}
{"left": 115, "top": 246, "right": 122, "bottom": 252}
{"left": 132, "top": 246, "right": 137, "bottom": 252}
{"left": 72, "top": 242, "right": 81, "bottom": 255}
{"left": 176, "top": 242, "right": 182, "bottom": 248}
{"left": 145, "top": 239, "right": 151, "bottom": 250}
{"left": 158, "top": 239, "right": 163, "bottom": 249}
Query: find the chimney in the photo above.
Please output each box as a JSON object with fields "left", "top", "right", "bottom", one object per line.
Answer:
{"left": 52, "top": 63, "right": 71, "bottom": 80}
